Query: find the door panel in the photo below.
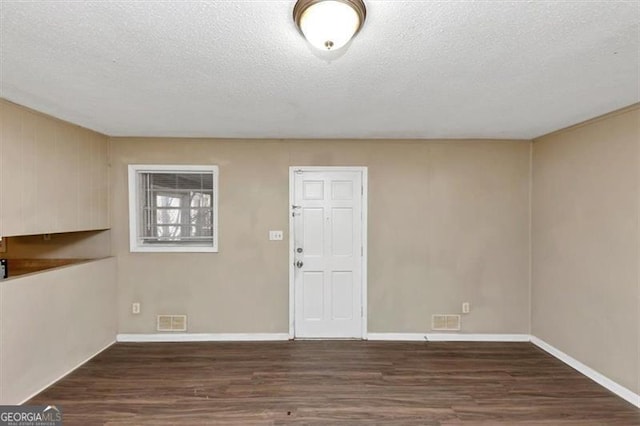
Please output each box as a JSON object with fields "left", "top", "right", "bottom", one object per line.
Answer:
{"left": 332, "top": 208, "right": 353, "bottom": 256}
{"left": 303, "top": 181, "right": 324, "bottom": 200}
{"left": 293, "top": 169, "right": 363, "bottom": 338}
{"left": 331, "top": 180, "right": 354, "bottom": 200}
{"left": 303, "top": 272, "right": 324, "bottom": 320}
{"left": 303, "top": 208, "right": 324, "bottom": 257}
{"left": 331, "top": 271, "right": 353, "bottom": 320}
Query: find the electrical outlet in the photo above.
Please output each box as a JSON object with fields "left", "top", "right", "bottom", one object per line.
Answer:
{"left": 269, "top": 230, "right": 284, "bottom": 241}
{"left": 132, "top": 302, "right": 141, "bottom": 314}
{"left": 462, "top": 302, "right": 470, "bottom": 314}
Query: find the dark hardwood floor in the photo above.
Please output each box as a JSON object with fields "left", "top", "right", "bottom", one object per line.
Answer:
{"left": 28, "top": 341, "right": 639, "bottom": 425}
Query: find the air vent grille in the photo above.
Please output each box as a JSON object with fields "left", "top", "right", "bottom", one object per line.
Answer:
{"left": 157, "top": 315, "right": 187, "bottom": 332}
{"left": 432, "top": 314, "right": 461, "bottom": 331}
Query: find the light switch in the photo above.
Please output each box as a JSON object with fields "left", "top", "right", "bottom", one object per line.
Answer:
{"left": 269, "top": 230, "right": 284, "bottom": 241}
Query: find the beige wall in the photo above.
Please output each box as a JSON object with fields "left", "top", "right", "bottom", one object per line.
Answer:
{"left": 111, "top": 138, "right": 531, "bottom": 334}
{"left": 0, "top": 99, "right": 110, "bottom": 237}
{"left": 0, "top": 258, "right": 117, "bottom": 404}
{"left": 3, "top": 230, "right": 111, "bottom": 259}
{"left": 0, "top": 100, "right": 116, "bottom": 405}
{"left": 532, "top": 106, "right": 640, "bottom": 394}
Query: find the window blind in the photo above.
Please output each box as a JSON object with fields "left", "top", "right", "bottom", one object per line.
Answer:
{"left": 138, "top": 172, "right": 214, "bottom": 246}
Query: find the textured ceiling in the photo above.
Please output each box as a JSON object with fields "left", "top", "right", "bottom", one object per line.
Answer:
{"left": 0, "top": 1, "right": 638, "bottom": 139}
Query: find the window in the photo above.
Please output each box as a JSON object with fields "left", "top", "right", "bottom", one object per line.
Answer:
{"left": 128, "top": 165, "right": 218, "bottom": 252}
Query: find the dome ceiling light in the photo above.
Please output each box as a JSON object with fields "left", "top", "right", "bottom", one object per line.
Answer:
{"left": 293, "top": 0, "right": 367, "bottom": 51}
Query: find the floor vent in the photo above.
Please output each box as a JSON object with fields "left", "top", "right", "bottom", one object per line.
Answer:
{"left": 432, "top": 314, "right": 461, "bottom": 331}
{"left": 157, "top": 315, "right": 187, "bottom": 332}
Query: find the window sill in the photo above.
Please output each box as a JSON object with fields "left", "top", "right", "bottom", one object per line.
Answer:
{"left": 129, "top": 246, "right": 218, "bottom": 253}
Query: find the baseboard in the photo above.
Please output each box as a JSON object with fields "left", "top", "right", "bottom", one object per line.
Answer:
{"left": 19, "top": 339, "right": 115, "bottom": 405}
{"left": 116, "top": 333, "right": 291, "bottom": 342}
{"left": 531, "top": 336, "right": 640, "bottom": 408}
{"left": 118, "top": 333, "right": 529, "bottom": 343}
{"left": 367, "top": 333, "right": 530, "bottom": 342}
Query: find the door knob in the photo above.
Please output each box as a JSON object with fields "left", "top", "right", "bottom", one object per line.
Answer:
{"left": 296, "top": 261, "right": 304, "bottom": 268}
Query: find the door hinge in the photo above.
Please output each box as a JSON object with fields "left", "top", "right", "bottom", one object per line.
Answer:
{"left": 361, "top": 305, "right": 364, "bottom": 317}
{"left": 361, "top": 185, "right": 364, "bottom": 195}
{"left": 361, "top": 246, "right": 363, "bottom": 256}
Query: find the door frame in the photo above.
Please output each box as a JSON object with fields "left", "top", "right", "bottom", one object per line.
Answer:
{"left": 288, "top": 166, "right": 368, "bottom": 339}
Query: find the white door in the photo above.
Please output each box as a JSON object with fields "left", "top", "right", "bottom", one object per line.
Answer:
{"left": 291, "top": 168, "right": 366, "bottom": 338}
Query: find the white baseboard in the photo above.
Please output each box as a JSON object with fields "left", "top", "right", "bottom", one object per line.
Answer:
{"left": 19, "top": 339, "right": 115, "bottom": 405}
{"left": 530, "top": 336, "right": 640, "bottom": 408}
{"left": 367, "top": 333, "right": 530, "bottom": 342}
{"left": 116, "top": 333, "right": 290, "bottom": 342}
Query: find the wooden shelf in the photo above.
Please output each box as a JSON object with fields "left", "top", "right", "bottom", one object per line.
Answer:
{"left": 5, "top": 258, "right": 89, "bottom": 278}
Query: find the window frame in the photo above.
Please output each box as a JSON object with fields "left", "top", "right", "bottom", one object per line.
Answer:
{"left": 128, "top": 164, "right": 219, "bottom": 253}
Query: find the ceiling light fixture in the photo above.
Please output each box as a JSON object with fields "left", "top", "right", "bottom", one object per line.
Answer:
{"left": 293, "top": 0, "right": 366, "bottom": 51}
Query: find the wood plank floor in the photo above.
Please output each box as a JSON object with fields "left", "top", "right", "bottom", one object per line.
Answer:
{"left": 29, "top": 341, "right": 639, "bottom": 425}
